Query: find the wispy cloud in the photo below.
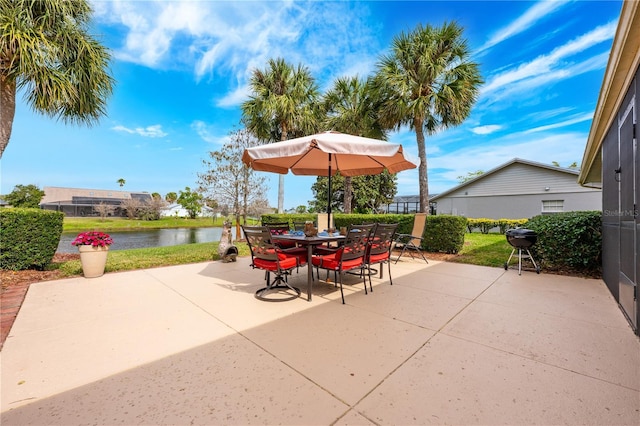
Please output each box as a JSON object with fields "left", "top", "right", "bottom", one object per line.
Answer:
{"left": 478, "top": 0, "right": 570, "bottom": 53}
{"left": 191, "top": 120, "right": 228, "bottom": 145}
{"left": 95, "top": 1, "right": 380, "bottom": 107}
{"left": 524, "top": 112, "right": 593, "bottom": 133}
{"left": 471, "top": 125, "right": 502, "bottom": 135}
{"left": 481, "top": 21, "right": 616, "bottom": 97}
{"left": 112, "top": 124, "right": 168, "bottom": 138}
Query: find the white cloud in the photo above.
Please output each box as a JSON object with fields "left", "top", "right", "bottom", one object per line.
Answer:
{"left": 94, "top": 1, "right": 381, "bottom": 106}
{"left": 481, "top": 21, "right": 616, "bottom": 97}
{"left": 471, "top": 125, "right": 502, "bottom": 135}
{"left": 191, "top": 120, "right": 228, "bottom": 145}
{"left": 478, "top": 0, "right": 570, "bottom": 52}
{"left": 112, "top": 124, "right": 168, "bottom": 138}
{"left": 524, "top": 112, "right": 593, "bottom": 133}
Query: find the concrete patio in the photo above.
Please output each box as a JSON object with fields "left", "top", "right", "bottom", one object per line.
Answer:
{"left": 1, "top": 257, "right": 638, "bottom": 425}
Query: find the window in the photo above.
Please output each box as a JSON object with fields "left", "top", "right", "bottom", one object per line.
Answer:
{"left": 542, "top": 200, "right": 563, "bottom": 213}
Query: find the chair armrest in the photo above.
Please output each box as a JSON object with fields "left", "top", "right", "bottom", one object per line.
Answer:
{"left": 395, "top": 233, "right": 423, "bottom": 242}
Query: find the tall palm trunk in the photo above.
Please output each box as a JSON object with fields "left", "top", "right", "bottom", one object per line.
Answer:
{"left": 344, "top": 176, "right": 353, "bottom": 213}
{"left": 414, "top": 117, "right": 429, "bottom": 213}
{"left": 0, "top": 75, "right": 16, "bottom": 159}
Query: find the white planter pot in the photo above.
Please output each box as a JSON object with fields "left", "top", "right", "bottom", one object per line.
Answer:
{"left": 78, "top": 245, "right": 109, "bottom": 278}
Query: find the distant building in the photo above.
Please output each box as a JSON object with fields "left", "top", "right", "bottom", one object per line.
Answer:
{"left": 40, "top": 186, "right": 153, "bottom": 217}
{"left": 430, "top": 158, "right": 601, "bottom": 219}
{"left": 161, "top": 203, "right": 215, "bottom": 218}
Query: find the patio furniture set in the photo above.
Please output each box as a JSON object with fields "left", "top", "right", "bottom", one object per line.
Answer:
{"left": 243, "top": 215, "right": 429, "bottom": 303}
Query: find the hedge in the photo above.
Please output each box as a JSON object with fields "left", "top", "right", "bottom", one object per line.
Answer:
{"left": 526, "top": 211, "right": 602, "bottom": 275}
{"left": 422, "top": 215, "right": 467, "bottom": 254}
{"left": 0, "top": 208, "right": 64, "bottom": 270}
{"left": 467, "top": 217, "right": 528, "bottom": 234}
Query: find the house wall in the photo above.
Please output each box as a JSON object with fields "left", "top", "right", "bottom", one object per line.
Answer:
{"left": 433, "top": 163, "right": 601, "bottom": 219}
{"left": 434, "top": 192, "right": 601, "bottom": 219}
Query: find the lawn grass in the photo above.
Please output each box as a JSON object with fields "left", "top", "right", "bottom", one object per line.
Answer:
{"left": 54, "top": 232, "right": 509, "bottom": 277}
{"left": 449, "top": 232, "right": 511, "bottom": 268}
{"left": 62, "top": 216, "right": 235, "bottom": 232}
{"left": 57, "top": 241, "right": 252, "bottom": 277}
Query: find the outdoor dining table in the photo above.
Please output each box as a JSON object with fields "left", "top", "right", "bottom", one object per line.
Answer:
{"left": 273, "top": 233, "right": 345, "bottom": 301}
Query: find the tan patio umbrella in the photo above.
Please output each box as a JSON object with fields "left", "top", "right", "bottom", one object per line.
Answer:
{"left": 242, "top": 131, "right": 419, "bottom": 225}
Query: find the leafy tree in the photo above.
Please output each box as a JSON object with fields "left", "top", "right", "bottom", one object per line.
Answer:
{"left": 457, "top": 170, "right": 485, "bottom": 183}
{"left": 310, "top": 171, "right": 397, "bottom": 214}
{"left": 0, "top": 0, "right": 114, "bottom": 158}
{"left": 322, "top": 75, "right": 387, "bottom": 213}
{"left": 375, "top": 22, "right": 483, "bottom": 213}
{"left": 241, "top": 58, "right": 320, "bottom": 213}
{"left": 4, "top": 184, "right": 45, "bottom": 208}
{"left": 177, "top": 187, "right": 203, "bottom": 219}
{"left": 198, "top": 128, "right": 268, "bottom": 236}
{"left": 117, "top": 178, "right": 126, "bottom": 187}
{"left": 295, "top": 205, "right": 307, "bottom": 214}
{"left": 165, "top": 192, "right": 178, "bottom": 203}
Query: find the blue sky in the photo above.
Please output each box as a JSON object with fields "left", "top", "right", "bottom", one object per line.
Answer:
{"left": 0, "top": 0, "right": 622, "bottom": 210}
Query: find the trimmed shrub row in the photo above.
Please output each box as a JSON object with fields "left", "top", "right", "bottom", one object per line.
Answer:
{"left": 467, "top": 218, "right": 528, "bottom": 234}
{"left": 0, "top": 208, "right": 64, "bottom": 270}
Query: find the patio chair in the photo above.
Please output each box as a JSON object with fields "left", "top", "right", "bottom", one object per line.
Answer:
{"left": 264, "top": 222, "right": 297, "bottom": 250}
{"left": 242, "top": 226, "right": 302, "bottom": 302}
{"left": 366, "top": 223, "right": 398, "bottom": 289}
{"left": 312, "top": 224, "right": 373, "bottom": 304}
{"left": 394, "top": 213, "right": 428, "bottom": 263}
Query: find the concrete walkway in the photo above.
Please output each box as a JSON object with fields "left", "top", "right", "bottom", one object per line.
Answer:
{"left": 1, "top": 258, "right": 638, "bottom": 425}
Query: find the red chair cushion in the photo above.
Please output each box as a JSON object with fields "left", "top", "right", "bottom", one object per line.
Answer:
{"left": 369, "top": 252, "right": 389, "bottom": 263}
{"left": 253, "top": 256, "right": 297, "bottom": 271}
{"left": 312, "top": 255, "right": 362, "bottom": 271}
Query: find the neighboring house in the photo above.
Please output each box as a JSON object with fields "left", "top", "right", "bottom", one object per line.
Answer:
{"left": 40, "top": 186, "right": 153, "bottom": 217}
{"left": 578, "top": 1, "right": 639, "bottom": 335}
{"left": 161, "top": 203, "right": 215, "bottom": 218}
{"left": 430, "top": 158, "right": 601, "bottom": 219}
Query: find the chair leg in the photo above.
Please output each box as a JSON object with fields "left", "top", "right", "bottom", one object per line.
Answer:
{"left": 338, "top": 272, "right": 345, "bottom": 304}
{"left": 388, "top": 260, "right": 393, "bottom": 285}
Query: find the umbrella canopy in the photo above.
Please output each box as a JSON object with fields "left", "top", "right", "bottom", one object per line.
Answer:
{"left": 242, "top": 131, "right": 419, "bottom": 224}
{"left": 242, "top": 131, "right": 418, "bottom": 177}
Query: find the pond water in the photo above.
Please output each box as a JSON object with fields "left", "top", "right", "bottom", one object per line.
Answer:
{"left": 57, "top": 227, "right": 237, "bottom": 253}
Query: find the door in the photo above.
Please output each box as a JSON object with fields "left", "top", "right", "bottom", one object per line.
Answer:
{"left": 618, "top": 97, "right": 637, "bottom": 329}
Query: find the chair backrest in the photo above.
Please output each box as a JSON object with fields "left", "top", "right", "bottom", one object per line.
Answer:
{"left": 341, "top": 224, "right": 375, "bottom": 262}
{"left": 317, "top": 213, "right": 334, "bottom": 232}
{"left": 265, "top": 223, "right": 290, "bottom": 236}
{"left": 242, "top": 226, "right": 278, "bottom": 262}
{"left": 411, "top": 213, "right": 428, "bottom": 245}
{"left": 369, "top": 223, "right": 398, "bottom": 257}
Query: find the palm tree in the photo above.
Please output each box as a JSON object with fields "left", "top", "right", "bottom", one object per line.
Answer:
{"left": 323, "top": 76, "right": 387, "bottom": 213}
{"left": 117, "top": 178, "right": 126, "bottom": 188}
{"left": 375, "top": 22, "right": 483, "bottom": 213}
{"left": 0, "top": 0, "right": 114, "bottom": 158}
{"left": 241, "top": 58, "right": 320, "bottom": 213}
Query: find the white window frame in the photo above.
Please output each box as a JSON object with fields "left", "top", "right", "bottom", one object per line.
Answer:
{"left": 541, "top": 199, "right": 564, "bottom": 213}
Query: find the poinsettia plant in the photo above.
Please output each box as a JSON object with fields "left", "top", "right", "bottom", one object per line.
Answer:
{"left": 71, "top": 231, "right": 114, "bottom": 247}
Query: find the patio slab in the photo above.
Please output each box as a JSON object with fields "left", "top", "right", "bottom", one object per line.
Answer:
{"left": 1, "top": 257, "right": 638, "bottom": 425}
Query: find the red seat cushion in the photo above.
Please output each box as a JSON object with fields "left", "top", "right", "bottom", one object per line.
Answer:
{"left": 253, "top": 256, "right": 297, "bottom": 271}
{"left": 312, "top": 254, "right": 363, "bottom": 271}
{"left": 369, "top": 252, "right": 389, "bottom": 263}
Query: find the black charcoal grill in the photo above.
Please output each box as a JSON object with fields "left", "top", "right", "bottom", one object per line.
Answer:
{"left": 504, "top": 228, "right": 540, "bottom": 274}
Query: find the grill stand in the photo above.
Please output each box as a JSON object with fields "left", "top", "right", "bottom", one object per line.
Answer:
{"left": 504, "top": 248, "right": 540, "bottom": 275}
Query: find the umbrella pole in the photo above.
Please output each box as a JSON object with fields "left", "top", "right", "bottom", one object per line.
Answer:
{"left": 327, "top": 154, "right": 332, "bottom": 229}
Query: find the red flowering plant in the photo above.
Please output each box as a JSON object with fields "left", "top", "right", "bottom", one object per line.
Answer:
{"left": 71, "top": 231, "right": 114, "bottom": 248}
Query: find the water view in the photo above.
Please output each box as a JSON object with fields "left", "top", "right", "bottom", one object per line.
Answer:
{"left": 58, "top": 227, "right": 237, "bottom": 253}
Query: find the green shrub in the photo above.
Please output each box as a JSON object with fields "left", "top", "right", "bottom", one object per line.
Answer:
{"left": 0, "top": 208, "right": 64, "bottom": 270}
{"left": 423, "top": 215, "right": 467, "bottom": 254}
{"left": 527, "top": 211, "right": 601, "bottom": 275}
{"left": 260, "top": 213, "right": 413, "bottom": 231}
{"left": 497, "top": 218, "right": 528, "bottom": 234}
